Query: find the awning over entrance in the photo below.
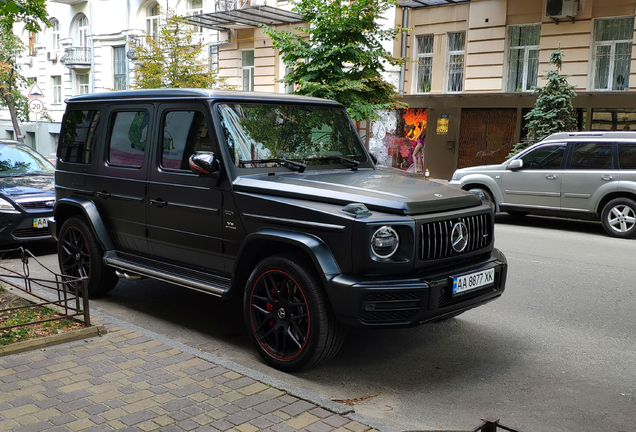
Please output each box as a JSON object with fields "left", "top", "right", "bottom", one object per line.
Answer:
{"left": 396, "top": 0, "right": 470, "bottom": 8}
{"left": 184, "top": 5, "right": 303, "bottom": 31}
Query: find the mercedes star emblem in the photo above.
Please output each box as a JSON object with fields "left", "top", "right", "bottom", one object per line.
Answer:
{"left": 451, "top": 221, "right": 469, "bottom": 253}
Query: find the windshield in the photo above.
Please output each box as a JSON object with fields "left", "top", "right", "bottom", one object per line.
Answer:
{"left": 0, "top": 144, "right": 55, "bottom": 176}
{"left": 218, "top": 103, "right": 368, "bottom": 169}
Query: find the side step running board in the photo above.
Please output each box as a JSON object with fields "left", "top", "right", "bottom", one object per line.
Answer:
{"left": 105, "top": 255, "right": 231, "bottom": 298}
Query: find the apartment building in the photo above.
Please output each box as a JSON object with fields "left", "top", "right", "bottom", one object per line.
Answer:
{"left": 374, "top": 0, "right": 636, "bottom": 178}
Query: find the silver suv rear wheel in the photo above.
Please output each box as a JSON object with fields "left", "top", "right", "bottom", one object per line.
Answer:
{"left": 601, "top": 198, "right": 636, "bottom": 238}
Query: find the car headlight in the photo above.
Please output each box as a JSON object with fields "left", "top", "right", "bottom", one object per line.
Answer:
{"left": 0, "top": 198, "right": 17, "bottom": 212}
{"left": 370, "top": 226, "right": 400, "bottom": 259}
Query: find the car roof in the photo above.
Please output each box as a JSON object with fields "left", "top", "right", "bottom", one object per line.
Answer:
{"left": 65, "top": 89, "right": 343, "bottom": 106}
{"left": 544, "top": 131, "right": 636, "bottom": 141}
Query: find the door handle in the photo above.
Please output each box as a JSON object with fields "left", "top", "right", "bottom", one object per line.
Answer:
{"left": 96, "top": 191, "right": 111, "bottom": 199}
{"left": 546, "top": 174, "right": 559, "bottom": 180}
{"left": 150, "top": 199, "right": 168, "bottom": 208}
{"left": 602, "top": 175, "right": 614, "bottom": 181}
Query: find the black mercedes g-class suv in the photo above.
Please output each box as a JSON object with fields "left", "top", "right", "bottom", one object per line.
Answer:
{"left": 51, "top": 89, "right": 507, "bottom": 371}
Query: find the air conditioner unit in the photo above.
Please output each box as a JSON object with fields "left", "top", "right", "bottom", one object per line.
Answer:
{"left": 546, "top": 0, "right": 579, "bottom": 19}
{"left": 47, "top": 52, "right": 57, "bottom": 62}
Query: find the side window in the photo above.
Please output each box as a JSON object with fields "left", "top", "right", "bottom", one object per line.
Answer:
{"left": 618, "top": 143, "right": 636, "bottom": 169}
{"left": 521, "top": 144, "right": 566, "bottom": 170}
{"left": 569, "top": 142, "right": 614, "bottom": 169}
{"left": 161, "top": 111, "right": 213, "bottom": 170}
{"left": 58, "top": 109, "right": 100, "bottom": 164}
{"left": 107, "top": 111, "right": 149, "bottom": 168}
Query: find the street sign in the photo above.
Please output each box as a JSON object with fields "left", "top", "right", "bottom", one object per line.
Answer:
{"left": 27, "top": 82, "right": 44, "bottom": 98}
{"left": 28, "top": 98, "right": 44, "bottom": 115}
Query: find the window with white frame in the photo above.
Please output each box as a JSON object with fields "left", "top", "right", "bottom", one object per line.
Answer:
{"left": 209, "top": 45, "right": 219, "bottom": 71}
{"left": 52, "top": 76, "right": 62, "bottom": 104}
{"left": 187, "top": 0, "right": 203, "bottom": 34}
{"left": 78, "top": 14, "right": 89, "bottom": 47}
{"left": 51, "top": 18, "right": 60, "bottom": 51}
{"left": 114, "top": 46, "right": 126, "bottom": 90}
{"left": 507, "top": 25, "right": 540, "bottom": 92}
{"left": 242, "top": 50, "right": 254, "bottom": 91}
{"left": 77, "top": 74, "right": 89, "bottom": 94}
{"left": 147, "top": 3, "right": 160, "bottom": 39}
{"left": 415, "top": 34, "right": 433, "bottom": 93}
{"left": 446, "top": 31, "right": 465, "bottom": 93}
{"left": 593, "top": 17, "right": 635, "bottom": 91}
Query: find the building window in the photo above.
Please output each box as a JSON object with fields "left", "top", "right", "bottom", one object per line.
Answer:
{"left": 242, "top": 50, "right": 254, "bottom": 91}
{"left": 187, "top": 0, "right": 203, "bottom": 33}
{"left": 147, "top": 3, "right": 160, "bottom": 39}
{"left": 114, "top": 46, "right": 126, "bottom": 90}
{"left": 52, "top": 76, "right": 62, "bottom": 104}
{"left": 415, "top": 34, "right": 433, "bottom": 93}
{"left": 51, "top": 19, "right": 60, "bottom": 50}
{"left": 507, "top": 25, "right": 540, "bottom": 92}
{"left": 78, "top": 73, "right": 89, "bottom": 95}
{"left": 446, "top": 31, "right": 465, "bottom": 93}
{"left": 78, "top": 14, "right": 89, "bottom": 47}
{"left": 593, "top": 17, "right": 635, "bottom": 91}
{"left": 209, "top": 45, "right": 219, "bottom": 71}
{"left": 28, "top": 31, "right": 36, "bottom": 56}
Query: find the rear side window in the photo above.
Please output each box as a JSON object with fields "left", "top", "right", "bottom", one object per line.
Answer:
{"left": 161, "top": 111, "right": 213, "bottom": 170}
{"left": 58, "top": 110, "right": 100, "bottom": 164}
{"left": 107, "top": 111, "right": 149, "bottom": 168}
{"left": 618, "top": 143, "right": 636, "bottom": 169}
{"left": 569, "top": 142, "right": 614, "bottom": 169}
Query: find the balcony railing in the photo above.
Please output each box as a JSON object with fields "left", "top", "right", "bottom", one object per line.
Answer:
{"left": 60, "top": 47, "right": 92, "bottom": 68}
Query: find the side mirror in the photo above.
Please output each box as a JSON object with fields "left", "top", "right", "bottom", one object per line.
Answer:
{"left": 508, "top": 159, "right": 523, "bottom": 170}
{"left": 189, "top": 151, "right": 219, "bottom": 176}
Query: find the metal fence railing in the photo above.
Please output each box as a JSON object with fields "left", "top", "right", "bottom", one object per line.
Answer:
{"left": 0, "top": 247, "right": 90, "bottom": 333}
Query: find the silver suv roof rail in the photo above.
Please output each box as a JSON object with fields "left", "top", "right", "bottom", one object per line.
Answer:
{"left": 546, "top": 131, "right": 636, "bottom": 140}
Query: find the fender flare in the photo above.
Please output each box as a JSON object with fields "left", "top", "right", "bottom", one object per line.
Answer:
{"left": 233, "top": 228, "right": 341, "bottom": 286}
{"left": 460, "top": 174, "right": 504, "bottom": 212}
{"left": 54, "top": 197, "right": 115, "bottom": 251}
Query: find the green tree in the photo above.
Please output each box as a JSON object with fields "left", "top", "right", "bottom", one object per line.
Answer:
{"left": 0, "top": 29, "right": 31, "bottom": 142}
{"left": 133, "top": 10, "right": 228, "bottom": 89}
{"left": 0, "top": 0, "right": 48, "bottom": 33}
{"left": 510, "top": 48, "right": 577, "bottom": 156}
{"left": 262, "top": 0, "right": 407, "bottom": 122}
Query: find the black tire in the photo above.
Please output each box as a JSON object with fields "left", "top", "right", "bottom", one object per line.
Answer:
{"left": 243, "top": 254, "right": 345, "bottom": 372}
{"left": 468, "top": 187, "right": 494, "bottom": 206}
{"left": 601, "top": 198, "right": 636, "bottom": 239}
{"left": 58, "top": 216, "right": 119, "bottom": 297}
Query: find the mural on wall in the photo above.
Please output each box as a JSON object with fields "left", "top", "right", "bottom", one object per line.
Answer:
{"left": 369, "top": 109, "right": 427, "bottom": 173}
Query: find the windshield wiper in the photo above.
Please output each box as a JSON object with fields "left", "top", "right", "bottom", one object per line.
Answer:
{"left": 239, "top": 158, "right": 306, "bottom": 173}
{"left": 306, "top": 156, "right": 360, "bottom": 170}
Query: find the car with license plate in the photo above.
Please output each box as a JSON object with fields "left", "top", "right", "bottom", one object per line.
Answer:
{"left": 450, "top": 131, "right": 636, "bottom": 239}
{"left": 0, "top": 140, "right": 56, "bottom": 245}
{"left": 50, "top": 89, "right": 508, "bottom": 371}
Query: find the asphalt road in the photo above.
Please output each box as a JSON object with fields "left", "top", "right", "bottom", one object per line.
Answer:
{"left": 2, "top": 215, "right": 635, "bottom": 432}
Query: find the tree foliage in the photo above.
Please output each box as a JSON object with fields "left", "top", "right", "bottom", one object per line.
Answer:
{"left": 132, "top": 10, "right": 229, "bottom": 90}
{"left": 262, "top": 0, "right": 407, "bottom": 122}
{"left": 513, "top": 48, "right": 577, "bottom": 155}
{"left": 0, "top": 29, "right": 31, "bottom": 142}
{"left": 0, "top": 0, "right": 49, "bottom": 33}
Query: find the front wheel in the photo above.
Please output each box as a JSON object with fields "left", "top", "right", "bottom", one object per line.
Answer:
{"left": 468, "top": 187, "right": 494, "bottom": 207}
{"left": 243, "top": 254, "right": 345, "bottom": 372}
{"left": 601, "top": 198, "right": 636, "bottom": 238}
{"left": 58, "top": 216, "right": 119, "bottom": 297}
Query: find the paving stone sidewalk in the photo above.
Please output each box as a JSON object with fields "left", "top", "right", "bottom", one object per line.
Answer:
{"left": 0, "top": 322, "right": 381, "bottom": 432}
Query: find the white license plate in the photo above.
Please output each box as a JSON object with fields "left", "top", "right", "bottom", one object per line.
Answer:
{"left": 452, "top": 268, "right": 495, "bottom": 295}
{"left": 33, "top": 218, "right": 48, "bottom": 229}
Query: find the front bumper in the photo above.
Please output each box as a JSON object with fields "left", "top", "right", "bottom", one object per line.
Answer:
{"left": 0, "top": 210, "right": 54, "bottom": 244}
{"left": 326, "top": 249, "right": 507, "bottom": 328}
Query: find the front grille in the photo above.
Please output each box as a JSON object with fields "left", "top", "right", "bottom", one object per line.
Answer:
{"left": 19, "top": 201, "right": 51, "bottom": 209}
{"left": 13, "top": 227, "right": 51, "bottom": 238}
{"left": 419, "top": 213, "right": 492, "bottom": 260}
{"left": 358, "top": 291, "right": 422, "bottom": 324}
{"left": 438, "top": 284, "right": 497, "bottom": 308}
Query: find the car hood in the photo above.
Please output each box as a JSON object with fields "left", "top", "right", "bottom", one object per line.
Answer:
{"left": 0, "top": 175, "right": 55, "bottom": 199}
{"left": 233, "top": 168, "right": 481, "bottom": 215}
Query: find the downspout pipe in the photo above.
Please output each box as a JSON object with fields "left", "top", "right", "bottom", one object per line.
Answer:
{"left": 398, "top": 7, "right": 409, "bottom": 96}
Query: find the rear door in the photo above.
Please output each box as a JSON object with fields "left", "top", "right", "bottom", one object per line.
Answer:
{"left": 502, "top": 143, "right": 566, "bottom": 210}
{"left": 146, "top": 103, "right": 225, "bottom": 273}
{"left": 561, "top": 141, "right": 618, "bottom": 212}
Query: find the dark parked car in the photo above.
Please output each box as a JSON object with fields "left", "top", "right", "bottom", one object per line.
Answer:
{"left": 51, "top": 89, "right": 508, "bottom": 371}
{"left": 0, "top": 140, "right": 55, "bottom": 245}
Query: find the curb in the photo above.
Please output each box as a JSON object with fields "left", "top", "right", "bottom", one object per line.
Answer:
{"left": 0, "top": 324, "right": 107, "bottom": 356}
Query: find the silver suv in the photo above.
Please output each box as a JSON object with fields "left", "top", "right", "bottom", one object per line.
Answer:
{"left": 450, "top": 131, "right": 636, "bottom": 239}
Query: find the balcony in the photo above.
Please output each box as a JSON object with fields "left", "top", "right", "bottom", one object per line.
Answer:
{"left": 187, "top": 1, "right": 302, "bottom": 31}
{"left": 60, "top": 47, "right": 92, "bottom": 69}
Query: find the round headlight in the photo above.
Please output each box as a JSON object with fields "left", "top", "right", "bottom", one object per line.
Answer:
{"left": 371, "top": 226, "right": 400, "bottom": 259}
